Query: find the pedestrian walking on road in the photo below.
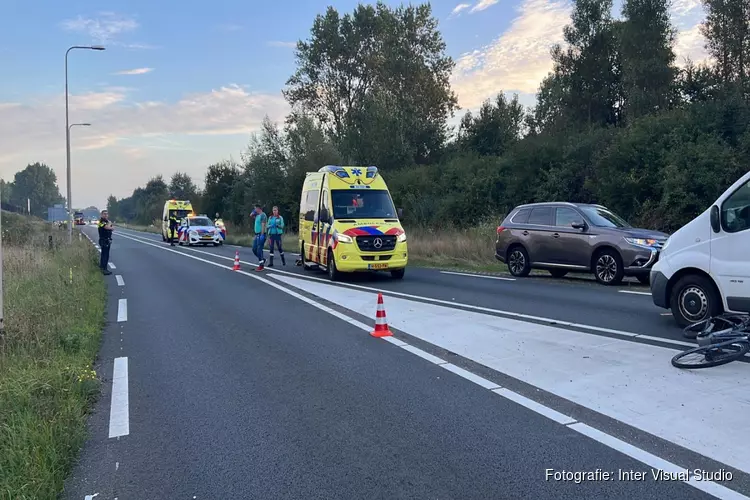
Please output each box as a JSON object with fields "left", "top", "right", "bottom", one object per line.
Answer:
{"left": 98, "top": 209, "right": 114, "bottom": 275}
{"left": 267, "top": 206, "right": 286, "bottom": 267}
{"left": 251, "top": 203, "right": 267, "bottom": 270}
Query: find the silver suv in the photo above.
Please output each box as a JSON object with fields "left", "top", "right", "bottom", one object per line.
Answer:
{"left": 495, "top": 202, "right": 669, "bottom": 285}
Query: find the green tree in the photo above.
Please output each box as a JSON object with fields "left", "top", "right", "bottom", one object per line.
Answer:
{"left": 9, "top": 162, "right": 64, "bottom": 217}
{"left": 203, "top": 160, "right": 241, "bottom": 218}
{"left": 618, "top": 0, "right": 677, "bottom": 119}
{"left": 168, "top": 172, "right": 199, "bottom": 200}
{"left": 457, "top": 92, "right": 526, "bottom": 156}
{"left": 284, "top": 2, "right": 457, "bottom": 168}
{"left": 701, "top": 0, "right": 750, "bottom": 88}
{"left": 550, "top": 0, "right": 622, "bottom": 129}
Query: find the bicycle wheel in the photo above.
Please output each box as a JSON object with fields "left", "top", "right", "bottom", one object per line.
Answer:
{"left": 671, "top": 339, "right": 750, "bottom": 369}
{"left": 683, "top": 314, "right": 750, "bottom": 340}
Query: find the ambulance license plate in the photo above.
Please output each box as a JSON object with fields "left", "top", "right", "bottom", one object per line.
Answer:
{"left": 368, "top": 263, "right": 389, "bottom": 270}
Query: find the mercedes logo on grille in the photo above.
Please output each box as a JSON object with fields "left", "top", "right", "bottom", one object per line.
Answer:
{"left": 373, "top": 238, "right": 383, "bottom": 249}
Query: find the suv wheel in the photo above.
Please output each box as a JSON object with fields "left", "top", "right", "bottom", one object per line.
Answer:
{"left": 507, "top": 246, "right": 531, "bottom": 277}
{"left": 594, "top": 249, "right": 624, "bottom": 286}
{"left": 669, "top": 274, "right": 722, "bottom": 328}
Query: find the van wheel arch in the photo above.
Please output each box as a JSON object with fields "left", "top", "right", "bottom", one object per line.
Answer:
{"left": 667, "top": 268, "right": 724, "bottom": 327}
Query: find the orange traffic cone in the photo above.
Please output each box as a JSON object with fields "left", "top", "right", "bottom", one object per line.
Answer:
{"left": 232, "top": 251, "right": 241, "bottom": 271}
{"left": 370, "top": 293, "right": 393, "bottom": 338}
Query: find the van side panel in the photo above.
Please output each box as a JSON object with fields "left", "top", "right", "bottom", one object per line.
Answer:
{"left": 315, "top": 175, "right": 333, "bottom": 266}
{"left": 299, "top": 173, "right": 324, "bottom": 262}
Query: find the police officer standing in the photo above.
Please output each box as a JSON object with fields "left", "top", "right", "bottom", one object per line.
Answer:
{"left": 97, "top": 209, "right": 114, "bottom": 275}
{"left": 168, "top": 212, "right": 179, "bottom": 246}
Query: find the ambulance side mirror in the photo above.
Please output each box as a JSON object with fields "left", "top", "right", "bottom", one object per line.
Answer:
{"left": 397, "top": 208, "right": 404, "bottom": 219}
{"left": 164, "top": 216, "right": 168, "bottom": 222}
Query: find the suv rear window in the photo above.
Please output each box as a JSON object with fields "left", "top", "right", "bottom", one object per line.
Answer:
{"left": 528, "top": 207, "right": 553, "bottom": 225}
{"left": 510, "top": 208, "right": 531, "bottom": 224}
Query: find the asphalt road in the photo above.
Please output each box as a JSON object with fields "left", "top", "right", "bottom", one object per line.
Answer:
{"left": 62, "top": 226, "right": 727, "bottom": 499}
{"left": 116, "top": 227, "right": 683, "bottom": 344}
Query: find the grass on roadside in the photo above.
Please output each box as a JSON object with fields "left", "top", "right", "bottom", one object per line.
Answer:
{"left": 0, "top": 213, "right": 106, "bottom": 500}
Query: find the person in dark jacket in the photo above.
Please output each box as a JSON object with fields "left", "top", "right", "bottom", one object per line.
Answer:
{"left": 168, "top": 212, "right": 179, "bottom": 246}
{"left": 97, "top": 209, "right": 114, "bottom": 275}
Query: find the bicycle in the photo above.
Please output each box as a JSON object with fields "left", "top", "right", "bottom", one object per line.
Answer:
{"left": 671, "top": 313, "right": 750, "bottom": 369}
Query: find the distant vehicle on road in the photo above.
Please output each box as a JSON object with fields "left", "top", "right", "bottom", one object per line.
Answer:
{"left": 651, "top": 171, "right": 750, "bottom": 327}
{"left": 74, "top": 211, "right": 85, "bottom": 225}
{"left": 162, "top": 199, "right": 193, "bottom": 242}
{"left": 495, "top": 202, "right": 668, "bottom": 286}
{"left": 177, "top": 215, "right": 222, "bottom": 247}
{"left": 298, "top": 165, "right": 407, "bottom": 281}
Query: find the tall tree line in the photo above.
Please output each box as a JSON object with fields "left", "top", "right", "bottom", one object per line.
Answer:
{"left": 112, "top": 0, "right": 750, "bottom": 232}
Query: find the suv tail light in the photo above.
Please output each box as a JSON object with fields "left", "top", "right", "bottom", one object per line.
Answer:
{"left": 497, "top": 226, "right": 506, "bottom": 234}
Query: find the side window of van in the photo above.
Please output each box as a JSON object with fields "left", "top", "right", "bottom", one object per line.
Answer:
{"left": 320, "top": 190, "right": 330, "bottom": 223}
{"left": 721, "top": 180, "right": 750, "bottom": 233}
{"left": 303, "top": 191, "right": 317, "bottom": 222}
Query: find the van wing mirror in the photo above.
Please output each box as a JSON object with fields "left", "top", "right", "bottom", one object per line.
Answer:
{"left": 571, "top": 221, "right": 586, "bottom": 230}
{"left": 398, "top": 208, "right": 404, "bottom": 219}
{"left": 710, "top": 205, "right": 721, "bottom": 233}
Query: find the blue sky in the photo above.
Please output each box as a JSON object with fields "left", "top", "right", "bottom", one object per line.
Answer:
{"left": 0, "top": 0, "right": 708, "bottom": 210}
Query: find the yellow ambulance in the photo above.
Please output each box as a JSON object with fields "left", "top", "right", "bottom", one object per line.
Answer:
{"left": 162, "top": 199, "right": 194, "bottom": 241}
{"left": 298, "top": 165, "right": 407, "bottom": 281}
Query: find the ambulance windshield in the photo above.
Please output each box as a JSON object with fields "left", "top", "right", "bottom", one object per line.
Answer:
{"left": 332, "top": 190, "right": 397, "bottom": 219}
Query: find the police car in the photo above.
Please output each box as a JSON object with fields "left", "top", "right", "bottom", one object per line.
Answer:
{"left": 177, "top": 215, "right": 222, "bottom": 246}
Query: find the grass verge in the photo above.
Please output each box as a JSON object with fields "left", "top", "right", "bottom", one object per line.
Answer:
{"left": 0, "top": 213, "right": 106, "bottom": 500}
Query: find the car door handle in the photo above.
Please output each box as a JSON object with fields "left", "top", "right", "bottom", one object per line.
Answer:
{"left": 522, "top": 231, "right": 529, "bottom": 236}
{"left": 552, "top": 233, "right": 560, "bottom": 238}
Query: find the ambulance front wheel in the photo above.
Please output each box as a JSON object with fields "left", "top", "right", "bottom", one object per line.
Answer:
{"left": 391, "top": 268, "right": 405, "bottom": 280}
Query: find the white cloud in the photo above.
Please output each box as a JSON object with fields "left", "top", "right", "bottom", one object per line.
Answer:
{"left": 61, "top": 13, "right": 139, "bottom": 42}
{"left": 451, "top": 0, "right": 711, "bottom": 111}
{"left": 218, "top": 24, "right": 243, "bottom": 32}
{"left": 0, "top": 86, "right": 289, "bottom": 207}
{"left": 114, "top": 68, "right": 153, "bottom": 75}
{"left": 60, "top": 12, "right": 154, "bottom": 49}
{"left": 267, "top": 41, "right": 297, "bottom": 48}
{"left": 450, "top": 3, "right": 472, "bottom": 16}
{"left": 470, "top": 0, "right": 500, "bottom": 13}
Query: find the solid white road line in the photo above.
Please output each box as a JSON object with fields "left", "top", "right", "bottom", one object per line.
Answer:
{"left": 439, "top": 270, "right": 516, "bottom": 281}
{"left": 442, "top": 363, "right": 501, "bottom": 390}
{"left": 117, "top": 299, "right": 127, "bottom": 322}
{"left": 108, "top": 262, "right": 117, "bottom": 270}
{"left": 116, "top": 275, "right": 125, "bottom": 286}
{"left": 108, "top": 357, "right": 129, "bottom": 438}
{"left": 116, "top": 231, "right": 746, "bottom": 500}
{"left": 492, "top": 388, "right": 576, "bottom": 425}
{"left": 619, "top": 290, "right": 651, "bottom": 296}
{"left": 568, "top": 423, "right": 748, "bottom": 500}
{"left": 84, "top": 494, "right": 99, "bottom": 500}
{"left": 121, "top": 232, "right": 685, "bottom": 347}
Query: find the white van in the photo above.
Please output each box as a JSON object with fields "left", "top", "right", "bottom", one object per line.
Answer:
{"left": 650, "top": 171, "right": 750, "bottom": 326}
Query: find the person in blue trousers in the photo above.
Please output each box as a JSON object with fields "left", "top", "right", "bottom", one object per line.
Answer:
{"left": 251, "top": 204, "right": 267, "bottom": 270}
{"left": 267, "top": 206, "right": 286, "bottom": 267}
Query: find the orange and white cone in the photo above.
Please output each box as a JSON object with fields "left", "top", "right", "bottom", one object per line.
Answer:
{"left": 232, "top": 250, "right": 241, "bottom": 271}
{"left": 370, "top": 293, "right": 393, "bottom": 338}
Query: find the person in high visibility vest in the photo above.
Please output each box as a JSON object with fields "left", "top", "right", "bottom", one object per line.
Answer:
{"left": 214, "top": 212, "right": 226, "bottom": 241}
{"left": 168, "top": 213, "right": 179, "bottom": 246}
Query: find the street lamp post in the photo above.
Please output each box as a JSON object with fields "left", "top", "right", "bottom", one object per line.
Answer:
{"left": 65, "top": 45, "right": 105, "bottom": 244}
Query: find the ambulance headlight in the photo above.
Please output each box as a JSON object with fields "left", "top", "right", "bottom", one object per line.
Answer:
{"left": 397, "top": 232, "right": 407, "bottom": 243}
{"left": 336, "top": 234, "right": 353, "bottom": 244}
